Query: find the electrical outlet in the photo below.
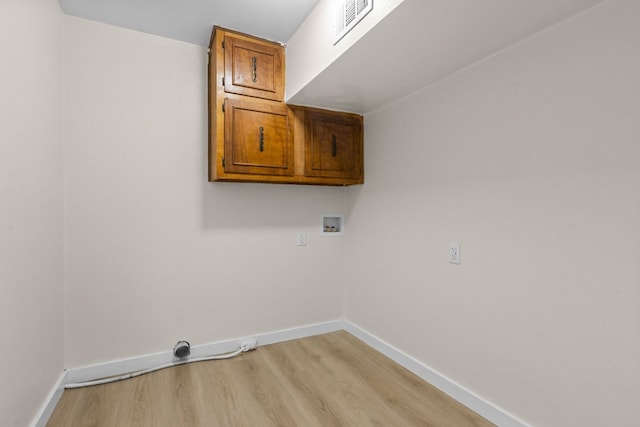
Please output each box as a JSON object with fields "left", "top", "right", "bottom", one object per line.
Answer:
{"left": 448, "top": 242, "right": 461, "bottom": 264}
{"left": 240, "top": 338, "right": 257, "bottom": 352}
{"left": 297, "top": 231, "right": 307, "bottom": 246}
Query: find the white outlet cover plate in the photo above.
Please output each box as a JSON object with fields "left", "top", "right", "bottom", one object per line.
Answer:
{"left": 448, "top": 242, "right": 461, "bottom": 264}
{"left": 297, "top": 231, "right": 307, "bottom": 246}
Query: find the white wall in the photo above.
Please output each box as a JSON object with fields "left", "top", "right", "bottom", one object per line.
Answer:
{"left": 63, "top": 16, "right": 346, "bottom": 367}
{"left": 0, "top": 0, "right": 64, "bottom": 425}
{"left": 344, "top": 0, "right": 640, "bottom": 426}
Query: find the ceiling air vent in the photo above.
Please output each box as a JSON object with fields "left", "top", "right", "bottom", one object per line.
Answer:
{"left": 334, "top": 0, "right": 373, "bottom": 44}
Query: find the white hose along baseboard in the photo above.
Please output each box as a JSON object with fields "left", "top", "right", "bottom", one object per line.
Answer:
{"left": 65, "top": 348, "right": 245, "bottom": 389}
{"left": 63, "top": 319, "right": 345, "bottom": 386}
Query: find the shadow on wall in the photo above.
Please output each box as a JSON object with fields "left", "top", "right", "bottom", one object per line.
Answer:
{"left": 201, "top": 180, "right": 348, "bottom": 230}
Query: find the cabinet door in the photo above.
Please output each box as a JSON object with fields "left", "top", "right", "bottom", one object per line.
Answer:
{"left": 304, "top": 110, "right": 363, "bottom": 180}
{"left": 224, "top": 35, "right": 284, "bottom": 102}
{"left": 224, "top": 98, "right": 293, "bottom": 176}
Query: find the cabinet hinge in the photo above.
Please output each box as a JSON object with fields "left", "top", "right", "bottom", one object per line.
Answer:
{"left": 222, "top": 40, "right": 225, "bottom": 49}
{"left": 222, "top": 101, "right": 225, "bottom": 112}
{"left": 222, "top": 76, "right": 225, "bottom": 86}
{"left": 222, "top": 157, "right": 225, "bottom": 167}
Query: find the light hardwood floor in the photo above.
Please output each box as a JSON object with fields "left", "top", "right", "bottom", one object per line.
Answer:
{"left": 47, "top": 331, "right": 495, "bottom": 426}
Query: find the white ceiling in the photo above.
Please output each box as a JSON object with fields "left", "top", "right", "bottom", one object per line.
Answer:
{"left": 58, "top": 0, "right": 322, "bottom": 46}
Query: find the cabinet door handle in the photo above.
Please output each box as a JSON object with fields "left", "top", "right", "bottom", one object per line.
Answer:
{"left": 259, "top": 126, "right": 265, "bottom": 152}
{"left": 252, "top": 57, "right": 257, "bottom": 82}
{"left": 331, "top": 134, "right": 337, "bottom": 157}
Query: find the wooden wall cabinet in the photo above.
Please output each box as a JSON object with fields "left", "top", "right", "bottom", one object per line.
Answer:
{"left": 209, "top": 27, "right": 291, "bottom": 184}
{"left": 208, "top": 26, "right": 363, "bottom": 186}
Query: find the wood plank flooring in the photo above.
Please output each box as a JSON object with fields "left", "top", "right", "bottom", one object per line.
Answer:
{"left": 47, "top": 331, "right": 495, "bottom": 426}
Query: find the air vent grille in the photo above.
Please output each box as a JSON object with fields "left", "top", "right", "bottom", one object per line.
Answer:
{"left": 335, "top": 0, "right": 373, "bottom": 44}
{"left": 345, "top": 1, "right": 356, "bottom": 26}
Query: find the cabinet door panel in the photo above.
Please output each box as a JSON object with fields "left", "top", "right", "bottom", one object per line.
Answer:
{"left": 310, "top": 120, "right": 355, "bottom": 174}
{"left": 224, "top": 99, "right": 293, "bottom": 176}
{"left": 305, "top": 111, "right": 362, "bottom": 180}
{"left": 224, "top": 36, "right": 284, "bottom": 101}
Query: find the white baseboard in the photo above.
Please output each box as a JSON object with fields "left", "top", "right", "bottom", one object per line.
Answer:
{"left": 39, "top": 318, "right": 526, "bottom": 427}
{"left": 343, "top": 321, "right": 530, "bottom": 427}
{"left": 65, "top": 319, "right": 345, "bottom": 384}
{"left": 31, "top": 370, "right": 67, "bottom": 427}
{"left": 252, "top": 319, "right": 346, "bottom": 346}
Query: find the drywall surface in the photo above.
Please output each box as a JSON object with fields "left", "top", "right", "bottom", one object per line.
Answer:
{"left": 344, "top": 0, "right": 640, "bottom": 425}
{"left": 0, "top": 0, "right": 64, "bottom": 425}
{"left": 285, "top": 0, "right": 404, "bottom": 102}
{"left": 63, "top": 16, "right": 345, "bottom": 367}
{"left": 286, "top": 0, "right": 605, "bottom": 115}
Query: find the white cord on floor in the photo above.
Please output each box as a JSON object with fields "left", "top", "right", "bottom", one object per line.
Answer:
{"left": 64, "top": 347, "right": 245, "bottom": 389}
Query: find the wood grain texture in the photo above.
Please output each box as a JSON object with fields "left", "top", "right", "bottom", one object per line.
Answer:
{"left": 224, "top": 98, "right": 294, "bottom": 176}
{"left": 208, "top": 26, "right": 364, "bottom": 186}
{"left": 302, "top": 107, "right": 363, "bottom": 181}
{"left": 47, "top": 331, "right": 495, "bottom": 427}
{"left": 223, "top": 34, "right": 284, "bottom": 102}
